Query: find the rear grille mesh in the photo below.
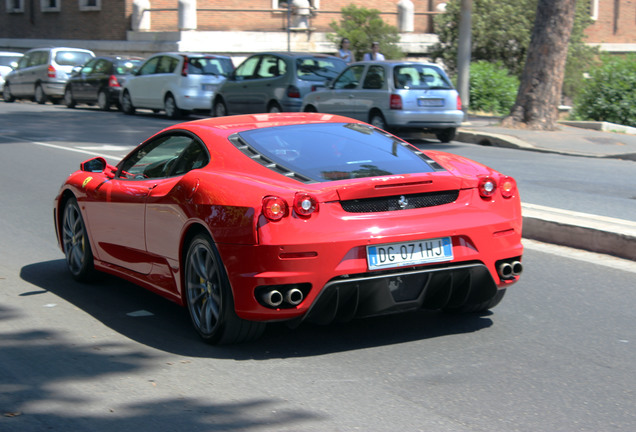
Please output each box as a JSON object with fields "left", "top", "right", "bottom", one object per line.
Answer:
{"left": 340, "top": 190, "right": 459, "bottom": 213}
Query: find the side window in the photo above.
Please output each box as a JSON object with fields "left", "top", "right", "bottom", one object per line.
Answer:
{"left": 156, "top": 56, "right": 177, "bottom": 74}
{"left": 138, "top": 57, "right": 159, "bottom": 76}
{"left": 257, "top": 55, "right": 284, "bottom": 78}
{"left": 118, "top": 134, "right": 204, "bottom": 180}
{"left": 235, "top": 56, "right": 260, "bottom": 80}
{"left": 18, "top": 55, "right": 30, "bottom": 69}
{"left": 93, "top": 59, "right": 110, "bottom": 74}
{"left": 333, "top": 65, "right": 365, "bottom": 89}
{"left": 363, "top": 65, "right": 386, "bottom": 90}
{"left": 81, "top": 58, "right": 98, "bottom": 74}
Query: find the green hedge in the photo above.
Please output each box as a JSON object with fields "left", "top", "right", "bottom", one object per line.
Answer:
{"left": 572, "top": 54, "right": 636, "bottom": 127}
{"left": 468, "top": 61, "right": 519, "bottom": 115}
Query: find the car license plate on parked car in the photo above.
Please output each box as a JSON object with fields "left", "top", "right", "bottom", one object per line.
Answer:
{"left": 418, "top": 98, "right": 444, "bottom": 107}
{"left": 367, "top": 237, "right": 453, "bottom": 270}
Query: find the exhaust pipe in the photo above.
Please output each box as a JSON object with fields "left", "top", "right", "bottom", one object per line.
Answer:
{"left": 498, "top": 262, "right": 513, "bottom": 279}
{"left": 262, "top": 290, "right": 283, "bottom": 308}
{"left": 511, "top": 261, "right": 523, "bottom": 277}
{"left": 285, "top": 288, "right": 304, "bottom": 306}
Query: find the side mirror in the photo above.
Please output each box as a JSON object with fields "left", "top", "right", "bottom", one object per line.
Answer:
{"left": 80, "top": 157, "right": 116, "bottom": 178}
{"left": 9, "top": 61, "right": 18, "bottom": 70}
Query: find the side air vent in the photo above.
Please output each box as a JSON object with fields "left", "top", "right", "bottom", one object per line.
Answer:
{"left": 341, "top": 190, "right": 459, "bottom": 213}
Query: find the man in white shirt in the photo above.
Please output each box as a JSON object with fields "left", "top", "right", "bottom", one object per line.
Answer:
{"left": 363, "top": 42, "right": 385, "bottom": 61}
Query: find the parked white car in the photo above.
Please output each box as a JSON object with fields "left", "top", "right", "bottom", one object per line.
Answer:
{"left": 0, "top": 51, "right": 23, "bottom": 94}
{"left": 120, "top": 52, "right": 234, "bottom": 119}
{"left": 302, "top": 61, "right": 464, "bottom": 142}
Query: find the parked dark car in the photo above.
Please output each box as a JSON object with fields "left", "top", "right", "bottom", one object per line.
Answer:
{"left": 212, "top": 52, "right": 347, "bottom": 116}
{"left": 64, "top": 56, "right": 142, "bottom": 111}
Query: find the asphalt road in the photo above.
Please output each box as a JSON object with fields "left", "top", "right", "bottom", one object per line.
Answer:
{"left": 1, "top": 102, "right": 635, "bottom": 431}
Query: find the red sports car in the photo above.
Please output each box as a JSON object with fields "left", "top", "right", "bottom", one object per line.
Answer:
{"left": 54, "top": 113, "right": 523, "bottom": 344}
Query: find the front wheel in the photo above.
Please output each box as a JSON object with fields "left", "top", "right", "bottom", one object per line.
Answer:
{"left": 212, "top": 99, "right": 227, "bottom": 117}
{"left": 64, "top": 87, "right": 76, "bottom": 108}
{"left": 62, "top": 197, "right": 95, "bottom": 281}
{"left": 3, "top": 83, "right": 15, "bottom": 102}
{"left": 121, "top": 91, "right": 135, "bottom": 115}
{"left": 184, "top": 234, "right": 265, "bottom": 344}
{"left": 435, "top": 128, "right": 457, "bottom": 143}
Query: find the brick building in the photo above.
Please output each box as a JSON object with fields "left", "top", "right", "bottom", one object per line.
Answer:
{"left": 0, "top": 0, "right": 633, "bottom": 57}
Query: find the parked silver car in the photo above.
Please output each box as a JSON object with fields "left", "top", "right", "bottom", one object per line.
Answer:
{"left": 3, "top": 47, "right": 95, "bottom": 104}
{"left": 0, "top": 51, "right": 23, "bottom": 94}
{"left": 302, "top": 61, "right": 464, "bottom": 142}
{"left": 120, "top": 52, "right": 234, "bottom": 119}
{"left": 212, "top": 52, "right": 347, "bottom": 116}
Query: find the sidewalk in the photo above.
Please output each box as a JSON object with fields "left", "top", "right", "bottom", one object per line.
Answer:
{"left": 457, "top": 117, "right": 636, "bottom": 261}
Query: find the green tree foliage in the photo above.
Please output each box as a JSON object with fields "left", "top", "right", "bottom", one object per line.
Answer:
{"left": 469, "top": 61, "right": 519, "bottom": 115}
{"left": 573, "top": 54, "right": 636, "bottom": 127}
{"left": 432, "top": 0, "right": 597, "bottom": 99}
{"left": 328, "top": 5, "right": 402, "bottom": 61}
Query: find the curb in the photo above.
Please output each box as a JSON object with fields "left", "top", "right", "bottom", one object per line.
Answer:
{"left": 522, "top": 204, "right": 636, "bottom": 261}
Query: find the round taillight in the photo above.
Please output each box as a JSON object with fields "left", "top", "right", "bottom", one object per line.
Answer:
{"left": 500, "top": 176, "right": 517, "bottom": 199}
{"left": 262, "top": 196, "right": 288, "bottom": 222}
{"left": 293, "top": 193, "right": 318, "bottom": 217}
{"left": 478, "top": 176, "right": 497, "bottom": 199}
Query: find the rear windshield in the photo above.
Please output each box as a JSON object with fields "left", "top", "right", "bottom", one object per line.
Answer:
{"left": 114, "top": 59, "right": 142, "bottom": 75}
{"left": 55, "top": 51, "right": 93, "bottom": 67}
{"left": 186, "top": 56, "right": 234, "bottom": 77}
{"left": 394, "top": 65, "right": 453, "bottom": 90}
{"left": 296, "top": 57, "right": 346, "bottom": 82}
{"left": 236, "top": 123, "right": 435, "bottom": 182}
{"left": 0, "top": 55, "right": 22, "bottom": 67}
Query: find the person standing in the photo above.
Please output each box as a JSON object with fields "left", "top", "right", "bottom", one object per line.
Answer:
{"left": 337, "top": 38, "right": 353, "bottom": 63}
{"left": 362, "top": 42, "right": 385, "bottom": 61}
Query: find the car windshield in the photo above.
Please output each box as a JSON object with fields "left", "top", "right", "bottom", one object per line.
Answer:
{"left": 393, "top": 65, "right": 453, "bottom": 90}
{"left": 296, "top": 57, "right": 346, "bottom": 82}
{"left": 186, "top": 56, "right": 234, "bottom": 77}
{"left": 55, "top": 51, "right": 93, "bottom": 66}
{"left": 236, "top": 123, "right": 435, "bottom": 182}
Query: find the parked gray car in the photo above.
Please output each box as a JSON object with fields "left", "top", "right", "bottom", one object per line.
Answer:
{"left": 302, "top": 61, "right": 464, "bottom": 142}
{"left": 0, "top": 51, "right": 23, "bottom": 94}
{"left": 212, "top": 52, "right": 347, "bottom": 116}
{"left": 3, "top": 47, "right": 95, "bottom": 104}
{"left": 120, "top": 52, "right": 234, "bottom": 119}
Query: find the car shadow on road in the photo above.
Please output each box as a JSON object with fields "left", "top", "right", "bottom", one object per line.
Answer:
{"left": 20, "top": 260, "right": 495, "bottom": 359}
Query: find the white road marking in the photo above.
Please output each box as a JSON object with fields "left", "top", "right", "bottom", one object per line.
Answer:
{"left": 8, "top": 136, "right": 126, "bottom": 161}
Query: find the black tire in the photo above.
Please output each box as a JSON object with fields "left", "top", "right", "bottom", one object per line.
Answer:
{"left": 212, "top": 98, "right": 227, "bottom": 117}
{"left": 435, "top": 128, "right": 457, "bottom": 143}
{"left": 369, "top": 111, "right": 387, "bottom": 130}
{"left": 62, "top": 197, "right": 95, "bottom": 282}
{"left": 64, "top": 87, "right": 76, "bottom": 108}
{"left": 164, "top": 94, "right": 181, "bottom": 119}
{"left": 34, "top": 84, "right": 47, "bottom": 104}
{"left": 303, "top": 105, "right": 317, "bottom": 112}
{"left": 98, "top": 90, "right": 110, "bottom": 111}
{"left": 121, "top": 91, "right": 135, "bottom": 115}
{"left": 443, "top": 288, "right": 506, "bottom": 314}
{"left": 3, "top": 83, "right": 15, "bottom": 102}
{"left": 267, "top": 102, "right": 282, "bottom": 113}
{"left": 184, "top": 233, "right": 265, "bottom": 344}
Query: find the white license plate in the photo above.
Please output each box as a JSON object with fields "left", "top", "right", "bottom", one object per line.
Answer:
{"left": 367, "top": 237, "right": 453, "bottom": 270}
{"left": 418, "top": 98, "right": 444, "bottom": 107}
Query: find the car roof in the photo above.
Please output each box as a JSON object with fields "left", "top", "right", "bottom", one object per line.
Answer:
{"left": 0, "top": 51, "right": 23, "bottom": 56}
{"left": 149, "top": 52, "right": 232, "bottom": 59}
{"left": 25, "top": 47, "right": 94, "bottom": 53}
{"left": 252, "top": 52, "right": 343, "bottom": 59}
{"left": 351, "top": 60, "right": 443, "bottom": 67}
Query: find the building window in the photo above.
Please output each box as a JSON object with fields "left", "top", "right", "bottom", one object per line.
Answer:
{"left": 6, "top": 0, "right": 24, "bottom": 13}
{"left": 272, "top": 0, "right": 320, "bottom": 10}
{"left": 589, "top": 0, "right": 599, "bottom": 20}
{"left": 79, "top": 0, "right": 101, "bottom": 11}
{"left": 41, "top": 0, "right": 61, "bottom": 12}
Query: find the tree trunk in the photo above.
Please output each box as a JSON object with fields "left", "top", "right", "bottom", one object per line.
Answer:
{"left": 502, "top": 0, "right": 576, "bottom": 130}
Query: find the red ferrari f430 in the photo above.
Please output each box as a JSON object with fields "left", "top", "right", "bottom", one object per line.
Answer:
{"left": 54, "top": 113, "right": 523, "bottom": 344}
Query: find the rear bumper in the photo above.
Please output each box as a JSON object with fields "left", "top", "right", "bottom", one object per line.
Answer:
{"left": 386, "top": 109, "right": 464, "bottom": 130}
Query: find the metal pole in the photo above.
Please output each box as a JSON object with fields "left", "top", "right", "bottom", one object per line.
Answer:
{"left": 456, "top": 0, "right": 472, "bottom": 112}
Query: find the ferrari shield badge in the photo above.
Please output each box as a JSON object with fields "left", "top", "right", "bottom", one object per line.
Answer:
{"left": 82, "top": 177, "right": 93, "bottom": 188}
